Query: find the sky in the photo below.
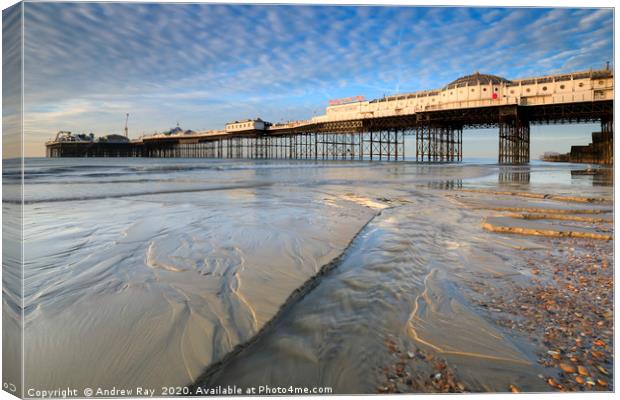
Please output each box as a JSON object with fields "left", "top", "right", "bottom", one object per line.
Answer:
{"left": 5, "top": 2, "right": 615, "bottom": 157}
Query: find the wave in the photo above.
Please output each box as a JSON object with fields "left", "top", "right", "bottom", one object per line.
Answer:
{"left": 14, "top": 160, "right": 376, "bottom": 181}
{"left": 8, "top": 182, "right": 274, "bottom": 204}
{"left": 17, "top": 178, "right": 181, "bottom": 185}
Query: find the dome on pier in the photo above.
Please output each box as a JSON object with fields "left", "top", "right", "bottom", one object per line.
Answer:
{"left": 445, "top": 72, "right": 511, "bottom": 88}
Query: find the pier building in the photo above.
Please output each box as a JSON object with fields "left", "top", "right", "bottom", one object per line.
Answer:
{"left": 46, "top": 68, "right": 613, "bottom": 164}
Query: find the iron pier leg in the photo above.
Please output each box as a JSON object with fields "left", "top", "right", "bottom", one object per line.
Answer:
{"left": 499, "top": 117, "right": 530, "bottom": 165}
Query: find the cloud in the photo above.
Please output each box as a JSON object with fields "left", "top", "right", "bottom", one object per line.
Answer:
{"left": 20, "top": 3, "right": 613, "bottom": 156}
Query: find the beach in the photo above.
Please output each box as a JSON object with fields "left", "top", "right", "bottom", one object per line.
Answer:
{"left": 3, "top": 158, "right": 613, "bottom": 394}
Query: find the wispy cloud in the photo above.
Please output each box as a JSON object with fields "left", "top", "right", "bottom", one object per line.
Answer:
{"left": 19, "top": 3, "right": 613, "bottom": 156}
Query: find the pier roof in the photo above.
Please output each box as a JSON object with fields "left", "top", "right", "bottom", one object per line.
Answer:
{"left": 445, "top": 72, "right": 511, "bottom": 88}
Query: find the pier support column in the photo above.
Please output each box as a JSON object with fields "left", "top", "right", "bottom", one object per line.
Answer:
{"left": 415, "top": 124, "right": 462, "bottom": 163}
{"left": 417, "top": 124, "right": 437, "bottom": 162}
{"left": 498, "top": 118, "right": 530, "bottom": 165}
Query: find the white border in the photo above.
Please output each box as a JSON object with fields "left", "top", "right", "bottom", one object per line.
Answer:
{"left": 0, "top": 2, "right": 616, "bottom": 400}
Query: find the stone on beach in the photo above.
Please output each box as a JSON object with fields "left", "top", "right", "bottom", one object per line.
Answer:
{"left": 577, "top": 365, "right": 589, "bottom": 376}
{"left": 559, "top": 363, "right": 576, "bottom": 374}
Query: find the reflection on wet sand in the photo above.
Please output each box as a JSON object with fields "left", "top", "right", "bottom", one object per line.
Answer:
{"left": 571, "top": 167, "right": 613, "bottom": 186}
{"left": 425, "top": 179, "right": 463, "bottom": 190}
{"left": 499, "top": 166, "right": 530, "bottom": 185}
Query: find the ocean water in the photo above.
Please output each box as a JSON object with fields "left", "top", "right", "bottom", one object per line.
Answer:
{"left": 2, "top": 157, "right": 612, "bottom": 393}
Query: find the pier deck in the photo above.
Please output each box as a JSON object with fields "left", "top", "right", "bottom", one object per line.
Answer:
{"left": 46, "top": 69, "right": 614, "bottom": 164}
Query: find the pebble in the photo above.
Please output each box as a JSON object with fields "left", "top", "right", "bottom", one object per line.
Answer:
{"left": 379, "top": 338, "right": 466, "bottom": 393}
{"left": 465, "top": 236, "right": 613, "bottom": 393}
{"left": 596, "top": 366, "right": 609, "bottom": 376}
{"left": 547, "top": 378, "right": 559, "bottom": 388}
{"left": 591, "top": 350, "right": 604, "bottom": 359}
{"left": 577, "top": 365, "right": 589, "bottom": 376}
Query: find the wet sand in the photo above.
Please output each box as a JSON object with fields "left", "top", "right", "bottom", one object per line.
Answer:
{"left": 21, "top": 185, "right": 377, "bottom": 390}
{"left": 5, "top": 158, "right": 613, "bottom": 393}
{"left": 192, "top": 164, "right": 613, "bottom": 393}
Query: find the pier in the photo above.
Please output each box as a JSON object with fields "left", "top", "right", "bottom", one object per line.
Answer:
{"left": 46, "top": 68, "right": 614, "bottom": 164}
